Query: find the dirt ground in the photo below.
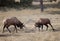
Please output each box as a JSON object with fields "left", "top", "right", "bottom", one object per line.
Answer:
{"left": 0, "top": 1, "right": 60, "bottom": 41}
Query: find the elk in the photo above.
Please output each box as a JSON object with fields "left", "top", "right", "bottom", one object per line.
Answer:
{"left": 3, "top": 17, "right": 25, "bottom": 33}
{"left": 34, "top": 18, "right": 55, "bottom": 31}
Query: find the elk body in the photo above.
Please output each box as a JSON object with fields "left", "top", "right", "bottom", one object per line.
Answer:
{"left": 3, "top": 17, "right": 25, "bottom": 33}
{"left": 35, "top": 18, "right": 55, "bottom": 31}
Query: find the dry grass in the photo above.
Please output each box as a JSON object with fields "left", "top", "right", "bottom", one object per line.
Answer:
{"left": 0, "top": 1, "right": 60, "bottom": 41}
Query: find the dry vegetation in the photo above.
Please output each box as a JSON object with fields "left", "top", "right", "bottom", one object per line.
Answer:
{"left": 0, "top": 1, "right": 60, "bottom": 41}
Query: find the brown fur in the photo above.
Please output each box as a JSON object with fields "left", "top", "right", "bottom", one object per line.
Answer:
{"left": 3, "top": 17, "right": 24, "bottom": 33}
{"left": 35, "top": 18, "right": 55, "bottom": 31}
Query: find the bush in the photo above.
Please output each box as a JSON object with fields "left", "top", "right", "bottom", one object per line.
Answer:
{"left": 50, "top": 0, "right": 57, "bottom": 2}
{"left": 20, "top": 0, "right": 33, "bottom": 6}
{"left": 50, "top": 0, "right": 52, "bottom": 2}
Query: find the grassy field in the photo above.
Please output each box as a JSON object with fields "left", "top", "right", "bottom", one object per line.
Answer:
{"left": 0, "top": 1, "right": 60, "bottom": 41}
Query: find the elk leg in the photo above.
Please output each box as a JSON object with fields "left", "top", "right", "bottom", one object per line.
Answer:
{"left": 14, "top": 26, "right": 16, "bottom": 31}
{"left": 45, "top": 24, "right": 48, "bottom": 31}
{"left": 38, "top": 27, "right": 40, "bottom": 31}
{"left": 49, "top": 23, "right": 55, "bottom": 31}
{"left": 6, "top": 26, "right": 11, "bottom": 33}
{"left": 38, "top": 25, "right": 42, "bottom": 31}
{"left": 14, "top": 25, "right": 17, "bottom": 33}
{"left": 41, "top": 25, "right": 43, "bottom": 31}
{"left": 3, "top": 25, "right": 6, "bottom": 33}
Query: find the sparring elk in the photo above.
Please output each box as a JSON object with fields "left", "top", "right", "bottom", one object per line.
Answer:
{"left": 3, "top": 17, "right": 25, "bottom": 33}
{"left": 35, "top": 18, "right": 55, "bottom": 31}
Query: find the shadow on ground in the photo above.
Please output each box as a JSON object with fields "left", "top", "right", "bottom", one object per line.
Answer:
{"left": 0, "top": 33, "right": 21, "bottom": 37}
{"left": 0, "top": 34, "right": 13, "bottom": 37}
{"left": 0, "top": 27, "right": 60, "bottom": 37}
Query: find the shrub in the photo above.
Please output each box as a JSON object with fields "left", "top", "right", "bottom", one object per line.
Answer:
{"left": 20, "top": 0, "right": 33, "bottom": 6}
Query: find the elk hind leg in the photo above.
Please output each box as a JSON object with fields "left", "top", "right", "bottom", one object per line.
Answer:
{"left": 49, "top": 23, "right": 55, "bottom": 31}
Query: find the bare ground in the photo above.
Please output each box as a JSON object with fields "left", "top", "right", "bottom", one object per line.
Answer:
{"left": 0, "top": 1, "right": 60, "bottom": 41}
